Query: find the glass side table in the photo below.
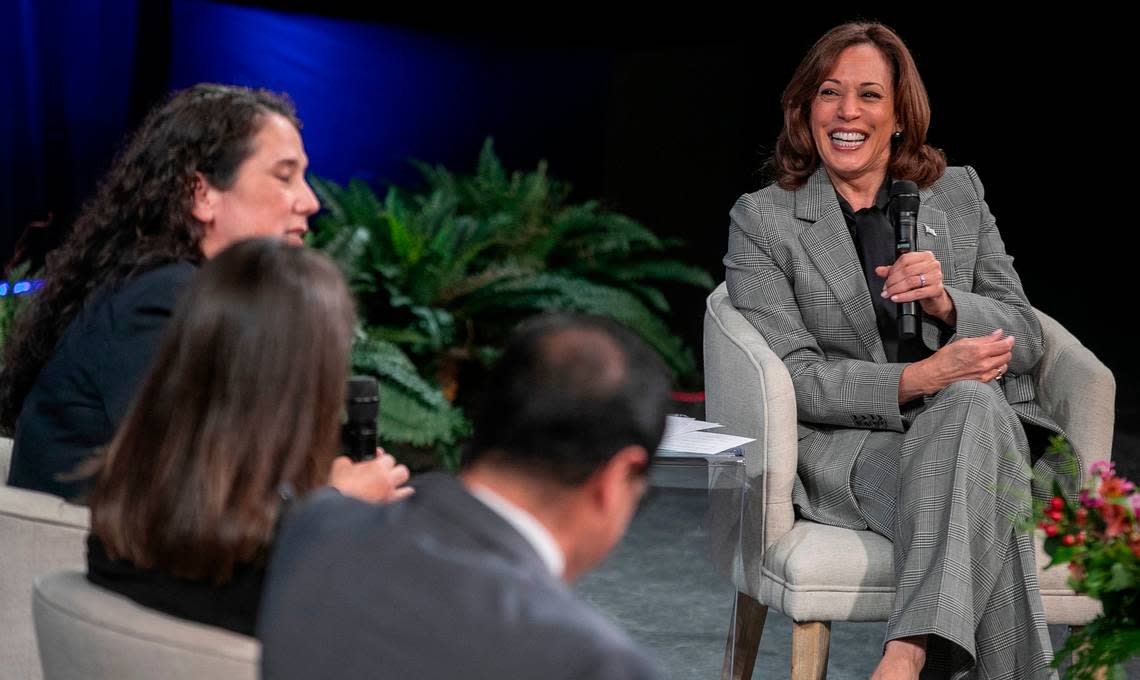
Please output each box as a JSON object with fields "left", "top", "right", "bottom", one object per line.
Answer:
{"left": 577, "top": 446, "right": 759, "bottom": 679}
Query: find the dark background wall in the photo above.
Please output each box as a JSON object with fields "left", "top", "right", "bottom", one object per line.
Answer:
{"left": 3, "top": 3, "right": 1131, "bottom": 458}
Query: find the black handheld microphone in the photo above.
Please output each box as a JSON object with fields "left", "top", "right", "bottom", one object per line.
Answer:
{"left": 889, "top": 180, "right": 921, "bottom": 340}
{"left": 342, "top": 376, "right": 379, "bottom": 462}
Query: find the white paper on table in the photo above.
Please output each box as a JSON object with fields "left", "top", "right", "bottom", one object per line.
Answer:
{"left": 657, "top": 431, "right": 755, "bottom": 455}
{"left": 662, "top": 415, "right": 723, "bottom": 439}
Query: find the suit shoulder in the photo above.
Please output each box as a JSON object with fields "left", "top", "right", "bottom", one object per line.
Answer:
{"left": 730, "top": 182, "right": 797, "bottom": 239}
{"left": 116, "top": 260, "right": 199, "bottom": 307}
{"left": 735, "top": 181, "right": 795, "bottom": 213}
{"left": 102, "top": 260, "right": 199, "bottom": 333}
{"left": 277, "top": 489, "right": 392, "bottom": 553}
{"left": 924, "top": 166, "right": 983, "bottom": 207}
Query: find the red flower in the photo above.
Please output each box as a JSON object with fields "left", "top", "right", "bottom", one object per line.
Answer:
{"left": 1050, "top": 497, "right": 1065, "bottom": 511}
{"left": 1045, "top": 524, "right": 1059, "bottom": 537}
{"left": 1076, "top": 508, "right": 1088, "bottom": 525}
{"left": 1062, "top": 534, "right": 1077, "bottom": 546}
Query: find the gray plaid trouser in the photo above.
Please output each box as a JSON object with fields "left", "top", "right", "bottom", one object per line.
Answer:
{"left": 850, "top": 379, "right": 1057, "bottom": 680}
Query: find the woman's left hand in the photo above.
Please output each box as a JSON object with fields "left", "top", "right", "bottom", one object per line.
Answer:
{"left": 875, "top": 251, "right": 956, "bottom": 324}
{"left": 328, "top": 450, "right": 414, "bottom": 504}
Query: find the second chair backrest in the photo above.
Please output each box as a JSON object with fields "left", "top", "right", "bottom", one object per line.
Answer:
{"left": 0, "top": 437, "right": 90, "bottom": 680}
{"left": 33, "top": 570, "right": 260, "bottom": 680}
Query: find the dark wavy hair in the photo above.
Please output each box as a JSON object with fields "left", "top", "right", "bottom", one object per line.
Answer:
{"left": 88, "top": 239, "right": 355, "bottom": 583}
{"left": 0, "top": 84, "right": 298, "bottom": 432}
{"left": 770, "top": 22, "right": 946, "bottom": 190}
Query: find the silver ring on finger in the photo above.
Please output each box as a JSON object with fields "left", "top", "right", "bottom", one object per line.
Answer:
{"left": 919, "top": 273, "right": 927, "bottom": 287}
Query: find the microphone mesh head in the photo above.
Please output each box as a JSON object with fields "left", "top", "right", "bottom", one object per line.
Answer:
{"left": 890, "top": 180, "right": 920, "bottom": 213}
{"left": 346, "top": 376, "right": 379, "bottom": 421}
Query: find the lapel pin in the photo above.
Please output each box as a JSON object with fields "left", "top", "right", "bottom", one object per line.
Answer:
{"left": 924, "top": 224, "right": 937, "bottom": 237}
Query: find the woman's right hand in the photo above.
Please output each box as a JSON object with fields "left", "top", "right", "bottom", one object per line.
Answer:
{"left": 899, "top": 329, "right": 1014, "bottom": 402}
{"left": 327, "top": 450, "right": 414, "bottom": 504}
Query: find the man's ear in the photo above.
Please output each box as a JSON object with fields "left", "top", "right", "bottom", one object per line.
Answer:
{"left": 589, "top": 445, "right": 649, "bottom": 511}
{"left": 190, "top": 172, "right": 216, "bottom": 224}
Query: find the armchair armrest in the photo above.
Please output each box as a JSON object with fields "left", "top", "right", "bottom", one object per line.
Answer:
{"left": 1032, "top": 308, "right": 1116, "bottom": 470}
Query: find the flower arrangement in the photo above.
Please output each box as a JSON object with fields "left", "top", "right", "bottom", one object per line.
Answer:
{"left": 1036, "top": 449, "right": 1140, "bottom": 679}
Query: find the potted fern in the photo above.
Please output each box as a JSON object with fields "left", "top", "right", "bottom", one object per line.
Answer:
{"left": 310, "top": 139, "right": 713, "bottom": 466}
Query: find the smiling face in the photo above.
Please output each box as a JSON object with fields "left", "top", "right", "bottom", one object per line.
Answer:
{"left": 810, "top": 43, "right": 898, "bottom": 189}
{"left": 194, "top": 112, "right": 320, "bottom": 258}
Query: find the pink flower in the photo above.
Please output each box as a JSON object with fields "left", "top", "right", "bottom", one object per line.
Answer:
{"left": 1101, "top": 476, "right": 1131, "bottom": 499}
{"left": 1130, "top": 494, "right": 1140, "bottom": 518}
{"left": 1089, "top": 460, "right": 1115, "bottom": 478}
{"left": 1102, "top": 504, "right": 1132, "bottom": 538}
{"left": 1080, "top": 490, "right": 1104, "bottom": 509}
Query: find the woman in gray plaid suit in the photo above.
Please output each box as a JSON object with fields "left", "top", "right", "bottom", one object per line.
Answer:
{"left": 724, "top": 22, "right": 1077, "bottom": 680}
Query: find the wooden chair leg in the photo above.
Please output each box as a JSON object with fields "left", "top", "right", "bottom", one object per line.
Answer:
{"left": 1069, "top": 625, "right": 1083, "bottom": 669}
{"left": 721, "top": 591, "right": 767, "bottom": 680}
{"left": 1067, "top": 626, "right": 1109, "bottom": 679}
{"left": 791, "top": 620, "right": 831, "bottom": 680}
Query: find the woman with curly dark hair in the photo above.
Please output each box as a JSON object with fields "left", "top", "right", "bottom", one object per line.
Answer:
{"left": 2, "top": 83, "right": 320, "bottom": 499}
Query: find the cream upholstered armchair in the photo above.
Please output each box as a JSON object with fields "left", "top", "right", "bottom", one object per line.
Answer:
{"left": 1, "top": 437, "right": 90, "bottom": 680}
{"left": 33, "top": 570, "right": 260, "bottom": 680}
{"left": 703, "top": 282, "right": 1116, "bottom": 680}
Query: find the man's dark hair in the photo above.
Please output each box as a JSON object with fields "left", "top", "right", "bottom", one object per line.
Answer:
{"left": 463, "top": 314, "right": 671, "bottom": 484}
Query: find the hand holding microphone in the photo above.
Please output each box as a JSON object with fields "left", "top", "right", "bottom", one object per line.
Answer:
{"left": 331, "top": 375, "right": 414, "bottom": 503}
{"left": 876, "top": 181, "right": 955, "bottom": 326}
{"left": 328, "top": 450, "right": 413, "bottom": 503}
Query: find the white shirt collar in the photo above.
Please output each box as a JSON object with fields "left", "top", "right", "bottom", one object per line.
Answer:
{"left": 468, "top": 484, "right": 565, "bottom": 578}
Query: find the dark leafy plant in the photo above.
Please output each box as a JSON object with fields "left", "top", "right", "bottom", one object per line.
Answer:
{"left": 349, "top": 331, "right": 469, "bottom": 470}
{"left": 310, "top": 138, "right": 713, "bottom": 385}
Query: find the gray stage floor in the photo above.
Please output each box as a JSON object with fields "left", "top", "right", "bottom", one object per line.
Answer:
{"left": 576, "top": 484, "right": 1139, "bottom": 680}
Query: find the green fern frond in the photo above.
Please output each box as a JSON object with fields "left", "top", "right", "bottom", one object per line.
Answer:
{"left": 350, "top": 334, "right": 469, "bottom": 449}
{"left": 377, "top": 384, "right": 469, "bottom": 447}
{"left": 460, "top": 273, "right": 692, "bottom": 377}
{"left": 556, "top": 211, "right": 663, "bottom": 259}
{"left": 475, "top": 138, "right": 508, "bottom": 194}
{"left": 623, "top": 283, "right": 671, "bottom": 314}
{"left": 351, "top": 335, "right": 447, "bottom": 407}
{"left": 591, "top": 259, "right": 715, "bottom": 289}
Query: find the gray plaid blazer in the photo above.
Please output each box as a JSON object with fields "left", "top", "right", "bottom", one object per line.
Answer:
{"left": 724, "top": 165, "right": 1068, "bottom": 529}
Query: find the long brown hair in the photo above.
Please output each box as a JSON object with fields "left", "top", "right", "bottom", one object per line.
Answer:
{"left": 771, "top": 22, "right": 946, "bottom": 190}
{"left": 87, "top": 239, "right": 355, "bottom": 584}
{"left": 1, "top": 84, "right": 299, "bottom": 432}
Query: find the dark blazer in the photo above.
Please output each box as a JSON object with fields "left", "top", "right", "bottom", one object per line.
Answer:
{"left": 7, "top": 260, "right": 197, "bottom": 500}
{"left": 724, "top": 166, "right": 1073, "bottom": 528}
{"left": 259, "top": 473, "right": 660, "bottom": 680}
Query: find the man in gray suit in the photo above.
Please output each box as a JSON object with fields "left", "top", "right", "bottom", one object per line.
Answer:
{"left": 259, "top": 314, "right": 669, "bottom": 680}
